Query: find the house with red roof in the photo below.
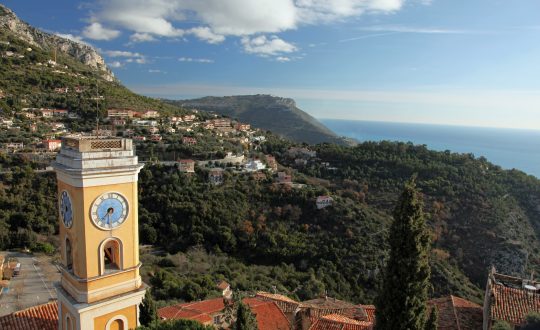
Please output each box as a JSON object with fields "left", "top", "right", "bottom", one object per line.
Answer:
{"left": 178, "top": 159, "right": 196, "bottom": 173}
{"left": 256, "top": 291, "right": 300, "bottom": 325}
{"left": 159, "top": 297, "right": 226, "bottom": 326}
{"left": 243, "top": 297, "right": 291, "bottom": 330}
{"left": 428, "top": 295, "right": 483, "bottom": 330}
{"left": 158, "top": 296, "right": 291, "bottom": 330}
{"left": 483, "top": 268, "right": 540, "bottom": 329}
{"left": 357, "top": 305, "right": 375, "bottom": 323}
{"left": 0, "top": 301, "right": 58, "bottom": 330}
{"left": 182, "top": 136, "right": 197, "bottom": 145}
{"left": 309, "top": 314, "right": 373, "bottom": 330}
{"left": 217, "top": 280, "right": 232, "bottom": 299}
{"left": 265, "top": 155, "right": 278, "bottom": 172}
{"left": 42, "top": 139, "right": 62, "bottom": 151}
{"left": 297, "top": 296, "right": 369, "bottom": 330}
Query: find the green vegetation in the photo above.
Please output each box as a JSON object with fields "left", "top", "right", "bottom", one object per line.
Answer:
{"left": 522, "top": 312, "right": 540, "bottom": 330}
{"left": 167, "top": 95, "right": 353, "bottom": 145}
{"left": 234, "top": 301, "right": 258, "bottom": 330}
{"left": 1, "top": 5, "right": 540, "bottom": 316}
{"left": 492, "top": 320, "right": 512, "bottom": 330}
{"left": 425, "top": 308, "right": 438, "bottom": 330}
{"left": 140, "top": 290, "right": 158, "bottom": 327}
{"left": 0, "top": 27, "right": 185, "bottom": 121}
{"left": 375, "top": 180, "right": 431, "bottom": 330}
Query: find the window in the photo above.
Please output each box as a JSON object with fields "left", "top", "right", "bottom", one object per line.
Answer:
{"left": 100, "top": 238, "right": 123, "bottom": 275}
{"left": 65, "top": 315, "right": 73, "bottom": 330}
{"left": 65, "top": 237, "right": 73, "bottom": 271}
{"left": 109, "top": 319, "right": 124, "bottom": 330}
{"left": 106, "top": 315, "right": 128, "bottom": 330}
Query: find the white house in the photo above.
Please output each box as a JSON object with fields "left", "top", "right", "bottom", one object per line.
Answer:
{"left": 316, "top": 196, "right": 334, "bottom": 209}
{"left": 245, "top": 159, "right": 266, "bottom": 172}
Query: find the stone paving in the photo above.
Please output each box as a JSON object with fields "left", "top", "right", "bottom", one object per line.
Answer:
{"left": 0, "top": 252, "right": 60, "bottom": 317}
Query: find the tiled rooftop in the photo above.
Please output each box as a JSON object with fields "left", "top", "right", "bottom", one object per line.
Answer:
{"left": 0, "top": 301, "right": 58, "bottom": 330}
{"left": 256, "top": 291, "right": 299, "bottom": 304}
{"left": 357, "top": 305, "right": 375, "bottom": 323}
{"left": 158, "top": 297, "right": 225, "bottom": 322}
{"left": 428, "top": 295, "right": 483, "bottom": 330}
{"left": 243, "top": 297, "right": 291, "bottom": 330}
{"left": 308, "top": 314, "right": 373, "bottom": 330}
{"left": 490, "top": 283, "right": 540, "bottom": 326}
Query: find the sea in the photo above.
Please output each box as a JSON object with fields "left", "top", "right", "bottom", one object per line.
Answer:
{"left": 320, "top": 119, "right": 540, "bottom": 179}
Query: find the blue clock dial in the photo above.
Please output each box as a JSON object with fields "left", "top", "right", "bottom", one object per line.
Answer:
{"left": 60, "top": 191, "right": 73, "bottom": 228}
{"left": 91, "top": 192, "right": 128, "bottom": 230}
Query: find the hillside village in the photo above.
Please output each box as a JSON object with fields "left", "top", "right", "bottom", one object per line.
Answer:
{"left": 0, "top": 3, "right": 540, "bottom": 330}
{"left": 0, "top": 99, "right": 333, "bottom": 192}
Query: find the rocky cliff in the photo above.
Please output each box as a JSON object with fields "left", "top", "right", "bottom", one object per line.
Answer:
{"left": 0, "top": 4, "right": 114, "bottom": 81}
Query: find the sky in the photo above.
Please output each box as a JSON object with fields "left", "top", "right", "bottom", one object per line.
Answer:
{"left": 3, "top": 0, "right": 540, "bottom": 129}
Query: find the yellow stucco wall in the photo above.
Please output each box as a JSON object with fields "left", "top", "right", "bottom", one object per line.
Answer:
{"left": 93, "top": 305, "right": 137, "bottom": 330}
{"left": 60, "top": 302, "right": 74, "bottom": 330}
{"left": 58, "top": 179, "right": 141, "bottom": 302}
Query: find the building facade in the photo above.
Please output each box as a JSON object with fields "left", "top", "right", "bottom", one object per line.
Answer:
{"left": 53, "top": 137, "right": 146, "bottom": 330}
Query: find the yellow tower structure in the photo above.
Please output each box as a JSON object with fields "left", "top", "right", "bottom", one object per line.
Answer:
{"left": 53, "top": 137, "right": 146, "bottom": 330}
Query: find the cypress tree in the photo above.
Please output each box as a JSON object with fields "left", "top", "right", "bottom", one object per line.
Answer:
{"left": 140, "top": 290, "right": 158, "bottom": 326}
{"left": 374, "top": 178, "right": 431, "bottom": 330}
{"left": 425, "top": 307, "right": 438, "bottom": 330}
{"left": 234, "top": 301, "right": 258, "bottom": 330}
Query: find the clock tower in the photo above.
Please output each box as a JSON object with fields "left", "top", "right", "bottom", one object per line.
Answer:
{"left": 53, "top": 137, "right": 146, "bottom": 330}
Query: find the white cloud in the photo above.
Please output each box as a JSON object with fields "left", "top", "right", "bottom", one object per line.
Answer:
{"left": 109, "top": 61, "right": 123, "bottom": 68}
{"left": 276, "top": 56, "right": 291, "bottom": 62}
{"left": 241, "top": 35, "right": 297, "bottom": 56}
{"left": 148, "top": 69, "right": 166, "bottom": 73}
{"left": 188, "top": 27, "right": 225, "bottom": 44}
{"left": 104, "top": 50, "right": 144, "bottom": 58}
{"left": 85, "top": 0, "right": 409, "bottom": 44}
{"left": 104, "top": 50, "right": 147, "bottom": 65}
{"left": 129, "top": 32, "right": 157, "bottom": 43}
{"left": 178, "top": 57, "right": 214, "bottom": 63}
{"left": 82, "top": 22, "right": 121, "bottom": 40}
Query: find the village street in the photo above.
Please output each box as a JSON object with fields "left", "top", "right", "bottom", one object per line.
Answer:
{"left": 0, "top": 252, "right": 59, "bottom": 317}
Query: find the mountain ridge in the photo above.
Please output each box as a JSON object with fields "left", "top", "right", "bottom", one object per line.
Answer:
{"left": 167, "top": 95, "right": 356, "bottom": 146}
{"left": 0, "top": 3, "right": 114, "bottom": 81}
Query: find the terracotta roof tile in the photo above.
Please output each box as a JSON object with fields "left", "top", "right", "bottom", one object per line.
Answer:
{"left": 158, "top": 297, "right": 225, "bottom": 322}
{"left": 309, "top": 314, "right": 373, "bottom": 330}
{"left": 243, "top": 297, "right": 291, "bottom": 330}
{"left": 428, "top": 295, "right": 483, "bottom": 330}
{"left": 217, "top": 281, "right": 230, "bottom": 290}
{"left": 490, "top": 283, "right": 540, "bottom": 326}
{"left": 0, "top": 301, "right": 58, "bottom": 330}
{"left": 358, "top": 305, "right": 375, "bottom": 323}
{"left": 256, "top": 292, "right": 299, "bottom": 304}
{"left": 300, "top": 298, "right": 368, "bottom": 322}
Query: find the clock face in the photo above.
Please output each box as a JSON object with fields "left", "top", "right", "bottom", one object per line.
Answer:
{"left": 90, "top": 192, "right": 129, "bottom": 230}
{"left": 60, "top": 191, "right": 73, "bottom": 228}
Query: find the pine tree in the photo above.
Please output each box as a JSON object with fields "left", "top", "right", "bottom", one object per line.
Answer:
{"left": 374, "top": 178, "right": 431, "bottom": 330}
{"left": 139, "top": 290, "right": 158, "bottom": 326}
{"left": 233, "top": 301, "right": 258, "bottom": 330}
{"left": 425, "top": 307, "right": 438, "bottom": 330}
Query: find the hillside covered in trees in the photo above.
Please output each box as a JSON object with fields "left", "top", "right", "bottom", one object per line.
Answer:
{"left": 3, "top": 140, "right": 539, "bottom": 306}
{"left": 0, "top": 2, "right": 539, "bottom": 310}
